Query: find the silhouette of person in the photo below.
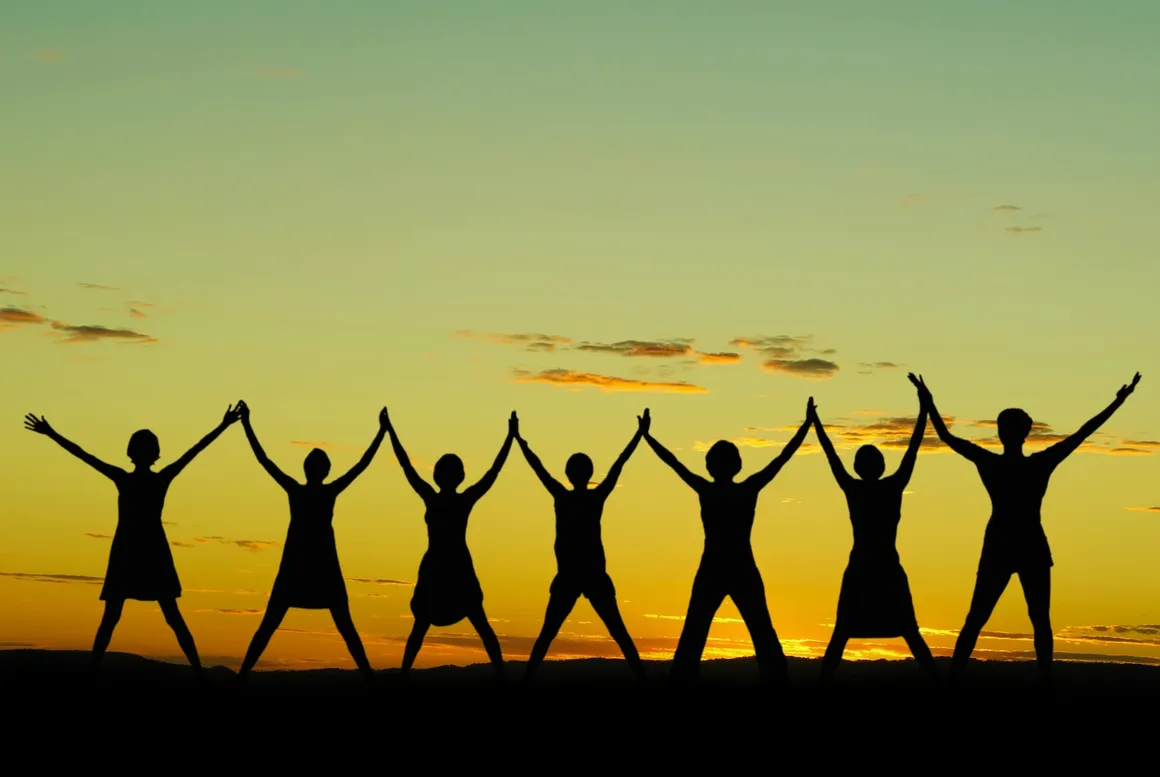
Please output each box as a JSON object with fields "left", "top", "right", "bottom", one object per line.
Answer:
{"left": 811, "top": 390, "right": 938, "bottom": 686}
{"left": 388, "top": 409, "right": 516, "bottom": 682}
{"left": 911, "top": 371, "right": 1141, "bottom": 686}
{"left": 643, "top": 400, "right": 814, "bottom": 688}
{"left": 24, "top": 406, "right": 242, "bottom": 678}
{"left": 234, "top": 402, "right": 386, "bottom": 681}
{"left": 518, "top": 410, "right": 650, "bottom": 685}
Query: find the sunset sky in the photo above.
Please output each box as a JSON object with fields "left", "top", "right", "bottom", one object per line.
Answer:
{"left": 2, "top": 1, "right": 1158, "bottom": 672}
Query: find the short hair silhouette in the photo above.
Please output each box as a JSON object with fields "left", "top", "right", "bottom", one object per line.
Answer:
{"left": 127, "top": 430, "right": 160, "bottom": 466}
{"left": 564, "top": 453, "right": 594, "bottom": 487}
{"left": 705, "top": 440, "right": 742, "bottom": 480}
{"left": 433, "top": 453, "right": 465, "bottom": 490}
{"left": 853, "top": 445, "right": 886, "bottom": 480}
{"left": 303, "top": 448, "right": 331, "bottom": 483}
{"left": 997, "top": 408, "right": 1033, "bottom": 445}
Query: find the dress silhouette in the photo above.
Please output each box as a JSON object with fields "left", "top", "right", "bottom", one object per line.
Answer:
{"left": 811, "top": 388, "right": 938, "bottom": 685}
{"left": 24, "top": 406, "right": 241, "bottom": 676}
{"left": 388, "top": 409, "right": 515, "bottom": 681}
{"left": 518, "top": 410, "right": 649, "bottom": 684}
{"left": 912, "top": 371, "right": 1141, "bottom": 686}
{"left": 643, "top": 399, "right": 814, "bottom": 688}
{"left": 235, "top": 402, "right": 386, "bottom": 680}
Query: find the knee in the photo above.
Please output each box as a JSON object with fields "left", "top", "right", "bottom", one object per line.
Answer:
{"left": 1028, "top": 610, "right": 1052, "bottom": 633}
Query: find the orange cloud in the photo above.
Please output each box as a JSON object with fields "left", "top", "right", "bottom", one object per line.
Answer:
{"left": 455, "top": 331, "right": 572, "bottom": 352}
{"left": 0, "top": 307, "right": 45, "bottom": 325}
{"left": 762, "top": 358, "right": 839, "bottom": 380}
{"left": 1124, "top": 506, "right": 1160, "bottom": 513}
{"left": 575, "top": 339, "right": 693, "bottom": 358}
{"left": 513, "top": 368, "right": 706, "bottom": 394}
{"left": 193, "top": 536, "right": 282, "bottom": 552}
{"left": 696, "top": 351, "right": 741, "bottom": 365}
{"left": 50, "top": 322, "right": 157, "bottom": 344}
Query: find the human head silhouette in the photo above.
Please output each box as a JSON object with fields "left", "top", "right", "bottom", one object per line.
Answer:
{"left": 705, "top": 441, "right": 742, "bottom": 481}
{"left": 854, "top": 445, "right": 886, "bottom": 481}
{"left": 997, "top": 408, "right": 1033, "bottom": 447}
{"left": 303, "top": 449, "right": 331, "bottom": 483}
{"left": 434, "top": 454, "right": 465, "bottom": 491}
{"left": 127, "top": 430, "right": 160, "bottom": 468}
{"left": 565, "top": 453, "right": 594, "bottom": 489}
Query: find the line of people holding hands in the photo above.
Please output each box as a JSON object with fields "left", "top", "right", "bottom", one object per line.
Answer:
{"left": 23, "top": 370, "right": 1141, "bottom": 687}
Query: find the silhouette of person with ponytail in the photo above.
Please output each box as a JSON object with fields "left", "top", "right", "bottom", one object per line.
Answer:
{"left": 911, "top": 371, "right": 1141, "bottom": 687}
{"left": 518, "top": 410, "right": 649, "bottom": 685}
{"left": 388, "top": 409, "right": 516, "bottom": 682}
{"left": 811, "top": 389, "right": 938, "bottom": 686}
{"left": 24, "top": 405, "right": 241, "bottom": 678}
{"left": 234, "top": 401, "right": 386, "bottom": 681}
{"left": 643, "top": 399, "right": 814, "bottom": 688}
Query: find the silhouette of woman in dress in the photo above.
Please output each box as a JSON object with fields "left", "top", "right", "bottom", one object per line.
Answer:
{"left": 518, "top": 410, "right": 650, "bottom": 685}
{"left": 912, "top": 371, "right": 1141, "bottom": 686}
{"left": 643, "top": 400, "right": 814, "bottom": 688}
{"left": 235, "top": 401, "right": 386, "bottom": 681}
{"left": 811, "top": 389, "right": 938, "bottom": 686}
{"left": 24, "top": 406, "right": 241, "bottom": 677}
{"left": 387, "top": 408, "right": 516, "bottom": 681}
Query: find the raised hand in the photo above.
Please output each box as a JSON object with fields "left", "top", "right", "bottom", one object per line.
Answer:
{"left": 508, "top": 411, "right": 519, "bottom": 438}
{"left": 1117, "top": 372, "right": 1142, "bottom": 401}
{"left": 806, "top": 397, "right": 819, "bottom": 424}
{"left": 638, "top": 408, "right": 651, "bottom": 436}
{"left": 236, "top": 400, "right": 251, "bottom": 422}
{"left": 221, "top": 403, "right": 243, "bottom": 427}
{"left": 379, "top": 407, "right": 390, "bottom": 429}
{"left": 908, "top": 373, "right": 933, "bottom": 405}
{"left": 24, "top": 413, "right": 52, "bottom": 435}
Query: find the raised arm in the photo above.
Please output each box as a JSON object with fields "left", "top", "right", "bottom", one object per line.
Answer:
{"left": 516, "top": 432, "right": 567, "bottom": 499}
{"left": 161, "top": 403, "right": 241, "bottom": 480}
{"left": 594, "top": 410, "right": 647, "bottom": 499}
{"left": 384, "top": 410, "right": 436, "bottom": 501}
{"left": 330, "top": 409, "right": 389, "bottom": 493}
{"left": 892, "top": 402, "right": 929, "bottom": 487}
{"left": 909, "top": 374, "right": 990, "bottom": 464}
{"left": 24, "top": 414, "right": 124, "bottom": 481}
{"left": 1041, "top": 372, "right": 1141, "bottom": 468}
{"left": 810, "top": 403, "right": 852, "bottom": 489}
{"left": 237, "top": 403, "right": 297, "bottom": 490}
{"left": 745, "top": 397, "right": 815, "bottom": 491}
{"left": 643, "top": 423, "right": 707, "bottom": 492}
{"left": 464, "top": 412, "right": 517, "bottom": 502}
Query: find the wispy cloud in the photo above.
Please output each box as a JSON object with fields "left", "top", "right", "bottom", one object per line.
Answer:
{"left": 1125, "top": 506, "right": 1160, "bottom": 513}
{"left": 77, "top": 282, "right": 120, "bottom": 291}
{"left": 83, "top": 532, "right": 112, "bottom": 540}
{"left": 50, "top": 322, "right": 157, "bottom": 344}
{"left": 0, "top": 288, "right": 28, "bottom": 296}
{"left": 731, "top": 335, "right": 840, "bottom": 380}
{"left": 0, "top": 571, "right": 102, "bottom": 585}
{"left": 512, "top": 368, "right": 707, "bottom": 394}
{"left": 345, "top": 577, "right": 416, "bottom": 587}
{"left": 992, "top": 204, "right": 1022, "bottom": 212}
{"left": 856, "top": 361, "right": 905, "bottom": 375}
{"left": 575, "top": 339, "right": 694, "bottom": 358}
{"left": 196, "top": 608, "right": 263, "bottom": 616}
{"left": 644, "top": 613, "right": 745, "bottom": 624}
{"left": 290, "top": 440, "right": 333, "bottom": 449}
{"left": 696, "top": 351, "right": 741, "bottom": 365}
{"left": 193, "top": 536, "right": 282, "bottom": 552}
{"left": 1006, "top": 225, "right": 1043, "bottom": 234}
{"left": 0, "top": 307, "right": 45, "bottom": 325}
{"left": 455, "top": 330, "right": 573, "bottom": 352}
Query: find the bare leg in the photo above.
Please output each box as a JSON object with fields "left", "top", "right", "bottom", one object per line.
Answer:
{"left": 524, "top": 589, "right": 579, "bottom": 683}
{"left": 400, "top": 619, "right": 430, "bottom": 676}
{"left": 467, "top": 606, "right": 506, "bottom": 683}
{"left": 819, "top": 628, "right": 849, "bottom": 687}
{"left": 159, "top": 599, "right": 204, "bottom": 677}
{"left": 670, "top": 571, "right": 726, "bottom": 688}
{"left": 950, "top": 568, "right": 1011, "bottom": 683}
{"left": 903, "top": 629, "right": 940, "bottom": 685}
{"left": 1018, "top": 567, "right": 1053, "bottom": 687}
{"left": 238, "top": 602, "right": 289, "bottom": 678}
{"left": 92, "top": 599, "right": 125, "bottom": 670}
{"left": 589, "top": 593, "right": 648, "bottom": 683}
{"left": 731, "top": 571, "right": 788, "bottom": 688}
{"left": 330, "top": 604, "right": 373, "bottom": 678}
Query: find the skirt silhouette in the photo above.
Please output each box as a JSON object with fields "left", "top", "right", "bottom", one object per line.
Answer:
{"left": 410, "top": 549, "right": 484, "bottom": 627}
{"left": 834, "top": 558, "right": 918, "bottom": 638}
{"left": 269, "top": 530, "right": 348, "bottom": 610}
{"left": 101, "top": 524, "right": 181, "bottom": 602}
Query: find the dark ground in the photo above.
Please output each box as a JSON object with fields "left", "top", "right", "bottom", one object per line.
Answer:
{"left": 3, "top": 650, "right": 1154, "bottom": 757}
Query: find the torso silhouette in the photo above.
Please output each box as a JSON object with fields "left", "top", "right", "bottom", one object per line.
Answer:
{"left": 841, "top": 477, "right": 904, "bottom": 567}
{"left": 554, "top": 489, "right": 608, "bottom": 578}
{"left": 104, "top": 469, "right": 181, "bottom": 601}
{"left": 974, "top": 450, "right": 1057, "bottom": 569}
{"left": 696, "top": 480, "right": 761, "bottom": 568}
{"left": 272, "top": 482, "right": 346, "bottom": 609}
{"left": 412, "top": 490, "right": 484, "bottom": 626}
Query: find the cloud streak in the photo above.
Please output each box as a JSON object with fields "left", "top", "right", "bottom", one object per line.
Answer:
{"left": 731, "top": 336, "right": 840, "bottom": 380}
{"left": 77, "top": 282, "right": 120, "bottom": 291}
{"left": 512, "top": 368, "right": 707, "bottom": 394}
{"left": 0, "top": 307, "right": 45, "bottom": 325}
{"left": 50, "top": 322, "right": 157, "bottom": 344}
{"left": 193, "top": 536, "right": 282, "bottom": 552}
{"left": 0, "top": 571, "right": 103, "bottom": 585}
{"left": 455, "top": 330, "right": 572, "bottom": 352}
